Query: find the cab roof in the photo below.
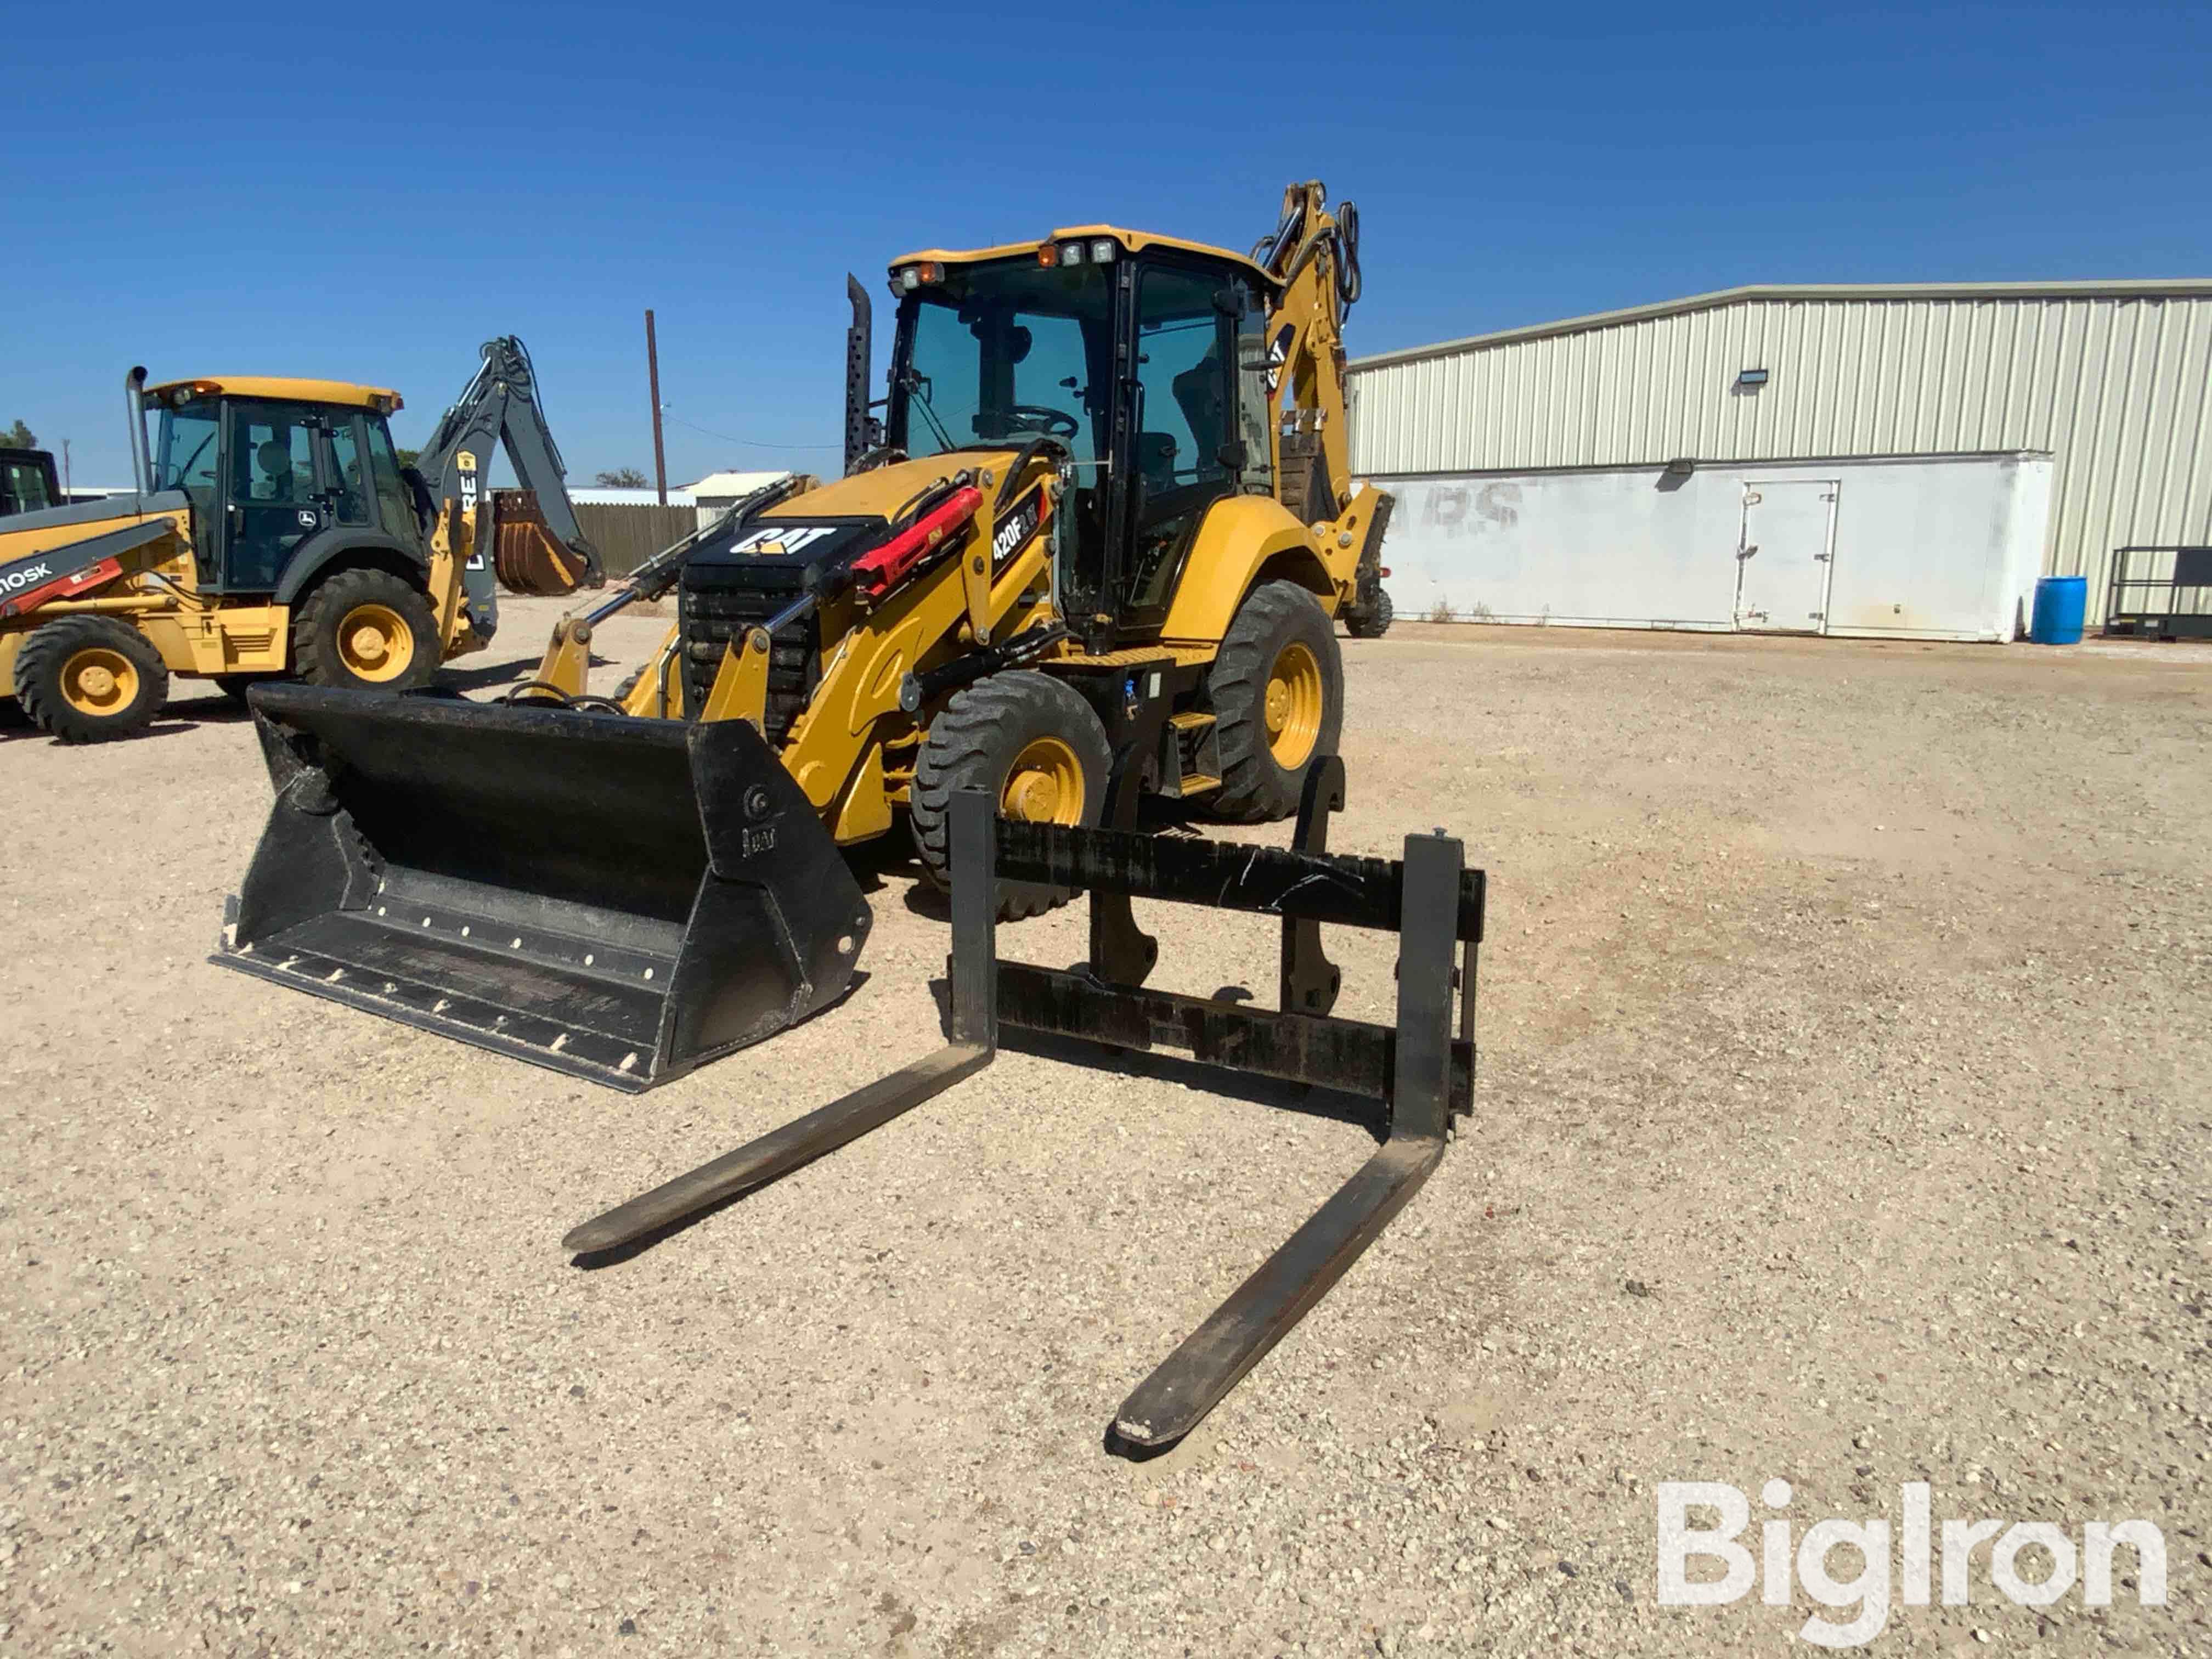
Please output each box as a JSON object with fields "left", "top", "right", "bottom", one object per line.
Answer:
{"left": 891, "top": 224, "right": 1274, "bottom": 287}
{"left": 143, "top": 376, "right": 402, "bottom": 413}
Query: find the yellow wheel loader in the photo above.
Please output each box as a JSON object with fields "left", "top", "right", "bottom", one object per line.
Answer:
{"left": 0, "top": 341, "right": 599, "bottom": 743}
{"left": 217, "top": 182, "right": 1398, "bottom": 1091}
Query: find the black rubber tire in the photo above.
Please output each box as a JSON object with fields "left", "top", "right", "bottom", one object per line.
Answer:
{"left": 14, "top": 616, "right": 170, "bottom": 744}
{"left": 1344, "top": 585, "right": 1395, "bottom": 639}
{"left": 910, "top": 671, "right": 1113, "bottom": 920}
{"left": 291, "top": 567, "right": 441, "bottom": 692}
{"left": 1206, "top": 579, "right": 1344, "bottom": 823}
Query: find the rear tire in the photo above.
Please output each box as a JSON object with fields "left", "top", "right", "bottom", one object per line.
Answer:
{"left": 292, "top": 568, "right": 440, "bottom": 692}
{"left": 14, "top": 616, "right": 170, "bottom": 744}
{"left": 1206, "top": 579, "right": 1344, "bottom": 823}
{"left": 910, "top": 671, "right": 1113, "bottom": 920}
{"left": 1344, "top": 585, "right": 1395, "bottom": 639}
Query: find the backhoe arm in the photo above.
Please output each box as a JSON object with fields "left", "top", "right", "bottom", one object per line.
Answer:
{"left": 1254, "top": 180, "right": 1363, "bottom": 524}
{"left": 414, "top": 337, "right": 603, "bottom": 591}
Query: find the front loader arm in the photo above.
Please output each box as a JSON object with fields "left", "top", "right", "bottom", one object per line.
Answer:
{"left": 523, "top": 475, "right": 808, "bottom": 708}
{"left": 692, "top": 455, "right": 1063, "bottom": 837}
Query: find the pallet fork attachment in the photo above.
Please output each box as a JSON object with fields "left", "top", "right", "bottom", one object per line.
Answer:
{"left": 566, "top": 764, "right": 1485, "bottom": 1450}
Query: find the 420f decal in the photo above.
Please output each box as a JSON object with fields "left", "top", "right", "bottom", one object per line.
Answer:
{"left": 989, "top": 483, "right": 1052, "bottom": 573}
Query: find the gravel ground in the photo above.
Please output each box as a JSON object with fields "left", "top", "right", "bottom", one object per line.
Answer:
{"left": 3, "top": 600, "right": 2207, "bottom": 1657}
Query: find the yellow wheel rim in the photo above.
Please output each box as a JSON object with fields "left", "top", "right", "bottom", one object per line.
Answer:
{"left": 61, "top": 647, "right": 139, "bottom": 717}
{"left": 337, "top": 602, "right": 416, "bottom": 682}
{"left": 1001, "top": 736, "right": 1085, "bottom": 825}
{"left": 1264, "top": 640, "right": 1324, "bottom": 769}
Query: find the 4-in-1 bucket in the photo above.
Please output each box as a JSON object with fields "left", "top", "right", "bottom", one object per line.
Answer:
{"left": 2030, "top": 575, "right": 2087, "bottom": 645}
{"left": 212, "top": 683, "right": 870, "bottom": 1092}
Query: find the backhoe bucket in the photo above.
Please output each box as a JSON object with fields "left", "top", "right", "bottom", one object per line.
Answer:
{"left": 211, "top": 684, "right": 870, "bottom": 1092}
{"left": 492, "top": 489, "right": 597, "bottom": 594}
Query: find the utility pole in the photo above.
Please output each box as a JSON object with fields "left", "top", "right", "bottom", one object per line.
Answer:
{"left": 645, "top": 309, "right": 668, "bottom": 506}
{"left": 61, "top": 439, "right": 71, "bottom": 500}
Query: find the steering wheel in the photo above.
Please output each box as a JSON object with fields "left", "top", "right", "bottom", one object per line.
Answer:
{"left": 999, "top": 404, "right": 1080, "bottom": 439}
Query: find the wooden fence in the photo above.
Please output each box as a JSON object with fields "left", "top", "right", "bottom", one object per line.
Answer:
{"left": 574, "top": 503, "right": 698, "bottom": 578}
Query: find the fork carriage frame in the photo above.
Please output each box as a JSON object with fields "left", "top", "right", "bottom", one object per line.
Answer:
{"left": 566, "top": 759, "right": 1486, "bottom": 1451}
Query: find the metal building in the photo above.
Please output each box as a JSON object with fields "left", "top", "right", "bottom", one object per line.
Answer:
{"left": 1348, "top": 281, "right": 2212, "bottom": 626}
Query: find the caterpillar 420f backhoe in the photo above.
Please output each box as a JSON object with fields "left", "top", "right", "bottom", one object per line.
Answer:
{"left": 217, "top": 183, "right": 1396, "bottom": 1091}
{"left": 0, "top": 340, "right": 598, "bottom": 742}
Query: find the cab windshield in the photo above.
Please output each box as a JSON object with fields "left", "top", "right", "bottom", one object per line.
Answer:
{"left": 151, "top": 398, "right": 223, "bottom": 515}
{"left": 892, "top": 260, "right": 1113, "bottom": 464}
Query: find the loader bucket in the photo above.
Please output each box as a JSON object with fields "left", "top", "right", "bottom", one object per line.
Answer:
{"left": 211, "top": 682, "right": 871, "bottom": 1092}
{"left": 491, "top": 489, "right": 596, "bottom": 594}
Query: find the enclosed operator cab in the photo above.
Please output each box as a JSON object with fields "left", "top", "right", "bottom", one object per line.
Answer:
{"left": 884, "top": 229, "right": 1284, "bottom": 655}
{"left": 1, "top": 448, "right": 62, "bottom": 516}
{"left": 142, "top": 377, "right": 428, "bottom": 597}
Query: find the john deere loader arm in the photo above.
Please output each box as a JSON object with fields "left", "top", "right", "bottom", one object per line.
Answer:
{"left": 414, "top": 336, "right": 603, "bottom": 599}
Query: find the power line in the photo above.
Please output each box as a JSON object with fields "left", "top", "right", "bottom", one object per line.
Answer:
{"left": 661, "top": 410, "right": 844, "bottom": 453}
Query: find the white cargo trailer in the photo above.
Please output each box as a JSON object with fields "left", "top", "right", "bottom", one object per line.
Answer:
{"left": 1368, "top": 451, "right": 2053, "bottom": 642}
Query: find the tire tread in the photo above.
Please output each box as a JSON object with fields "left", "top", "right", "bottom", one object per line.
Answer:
{"left": 14, "top": 616, "right": 169, "bottom": 743}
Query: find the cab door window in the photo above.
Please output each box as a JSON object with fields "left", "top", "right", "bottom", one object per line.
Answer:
{"left": 364, "top": 417, "right": 421, "bottom": 549}
{"left": 224, "top": 403, "right": 327, "bottom": 590}
{"left": 325, "top": 416, "right": 371, "bottom": 527}
{"left": 1124, "top": 264, "right": 1239, "bottom": 620}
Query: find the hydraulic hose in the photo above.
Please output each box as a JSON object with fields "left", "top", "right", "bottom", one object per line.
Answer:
{"left": 1334, "top": 200, "right": 1362, "bottom": 316}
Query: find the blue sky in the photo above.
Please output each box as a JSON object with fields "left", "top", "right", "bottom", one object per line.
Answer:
{"left": 9, "top": 2, "right": 2209, "bottom": 487}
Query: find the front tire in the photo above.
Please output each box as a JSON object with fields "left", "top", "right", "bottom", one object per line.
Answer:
{"left": 1206, "top": 579, "right": 1344, "bottom": 823}
{"left": 910, "top": 672, "right": 1113, "bottom": 919}
{"left": 292, "top": 568, "right": 441, "bottom": 692}
{"left": 14, "top": 617, "right": 170, "bottom": 744}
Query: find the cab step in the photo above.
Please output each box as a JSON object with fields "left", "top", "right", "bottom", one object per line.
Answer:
{"left": 1166, "top": 710, "right": 1220, "bottom": 798}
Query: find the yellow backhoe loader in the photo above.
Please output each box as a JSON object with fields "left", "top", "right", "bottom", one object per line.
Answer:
{"left": 217, "top": 183, "right": 1398, "bottom": 1091}
{"left": 0, "top": 341, "right": 599, "bottom": 742}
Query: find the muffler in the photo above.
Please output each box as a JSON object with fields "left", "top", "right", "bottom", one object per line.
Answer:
{"left": 211, "top": 683, "right": 870, "bottom": 1091}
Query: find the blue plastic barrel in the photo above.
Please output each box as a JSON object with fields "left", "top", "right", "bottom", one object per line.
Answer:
{"left": 2030, "top": 575, "right": 2087, "bottom": 645}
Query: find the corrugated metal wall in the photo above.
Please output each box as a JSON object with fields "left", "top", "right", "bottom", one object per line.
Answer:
{"left": 1348, "top": 291, "right": 2212, "bottom": 624}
